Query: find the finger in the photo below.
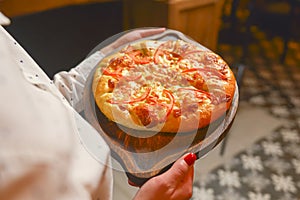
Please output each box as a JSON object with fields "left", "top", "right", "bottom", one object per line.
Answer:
{"left": 163, "top": 153, "right": 197, "bottom": 183}
{"left": 182, "top": 164, "right": 194, "bottom": 188}
{"left": 173, "top": 160, "right": 195, "bottom": 199}
{"left": 183, "top": 152, "right": 197, "bottom": 166}
{"left": 138, "top": 28, "right": 166, "bottom": 38}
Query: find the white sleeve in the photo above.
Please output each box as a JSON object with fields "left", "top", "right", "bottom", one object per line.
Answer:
{"left": 0, "top": 25, "right": 113, "bottom": 200}
{"left": 53, "top": 51, "right": 104, "bottom": 112}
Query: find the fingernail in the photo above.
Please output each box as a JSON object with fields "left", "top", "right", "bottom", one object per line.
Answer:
{"left": 128, "top": 179, "right": 140, "bottom": 187}
{"left": 184, "top": 153, "right": 197, "bottom": 166}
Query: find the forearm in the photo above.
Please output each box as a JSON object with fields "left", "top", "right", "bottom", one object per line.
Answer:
{"left": 53, "top": 51, "right": 104, "bottom": 112}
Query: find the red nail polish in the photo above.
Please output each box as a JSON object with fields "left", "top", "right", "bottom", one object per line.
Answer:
{"left": 184, "top": 153, "right": 197, "bottom": 166}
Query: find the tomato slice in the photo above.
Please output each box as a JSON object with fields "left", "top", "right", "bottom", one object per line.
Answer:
{"left": 182, "top": 67, "right": 227, "bottom": 80}
{"left": 127, "top": 49, "right": 151, "bottom": 64}
{"left": 162, "top": 89, "right": 175, "bottom": 118}
{"left": 103, "top": 56, "right": 135, "bottom": 78}
{"left": 178, "top": 87, "right": 212, "bottom": 100}
{"left": 181, "top": 50, "right": 204, "bottom": 57}
{"left": 154, "top": 49, "right": 183, "bottom": 65}
{"left": 154, "top": 49, "right": 165, "bottom": 64}
{"left": 145, "top": 89, "right": 174, "bottom": 122}
{"left": 103, "top": 67, "right": 122, "bottom": 78}
{"left": 122, "top": 73, "right": 142, "bottom": 81}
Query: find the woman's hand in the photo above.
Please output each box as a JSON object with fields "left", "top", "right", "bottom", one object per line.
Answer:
{"left": 100, "top": 28, "right": 166, "bottom": 55}
{"left": 133, "top": 153, "right": 197, "bottom": 200}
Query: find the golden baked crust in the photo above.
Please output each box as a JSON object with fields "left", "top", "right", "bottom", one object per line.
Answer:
{"left": 92, "top": 40, "right": 236, "bottom": 133}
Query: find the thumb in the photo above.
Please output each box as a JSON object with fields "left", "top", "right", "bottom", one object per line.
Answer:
{"left": 138, "top": 27, "right": 166, "bottom": 38}
{"left": 163, "top": 153, "right": 197, "bottom": 182}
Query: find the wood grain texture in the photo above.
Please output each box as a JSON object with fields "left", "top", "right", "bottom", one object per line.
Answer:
{"left": 84, "top": 67, "right": 238, "bottom": 185}
{"left": 83, "top": 28, "right": 238, "bottom": 186}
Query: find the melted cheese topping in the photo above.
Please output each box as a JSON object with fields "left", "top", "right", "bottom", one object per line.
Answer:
{"left": 96, "top": 39, "right": 235, "bottom": 130}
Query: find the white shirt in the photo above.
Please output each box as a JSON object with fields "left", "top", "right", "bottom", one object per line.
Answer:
{"left": 0, "top": 13, "right": 113, "bottom": 200}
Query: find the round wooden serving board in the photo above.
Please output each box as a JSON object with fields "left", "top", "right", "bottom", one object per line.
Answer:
{"left": 83, "top": 29, "right": 239, "bottom": 186}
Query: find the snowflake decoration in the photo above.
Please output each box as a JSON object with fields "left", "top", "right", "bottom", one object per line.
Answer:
{"left": 285, "top": 143, "right": 300, "bottom": 159}
{"left": 264, "top": 157, "right": 291, "bottom": 174}
{"left": 267, "top": 91, "right": 284, "bottom": 105}
{"left": 246, "top": 143, "right": 262, "bottom": 154}
{"left": 249, "top": 95, "right": 266, "bottom": 106}
{"left": 292, "top": 159, "right": 300, "bottom": 174}
{"left": 261, "top": 141, "right": 283, "bottom": 157}
{"left": 269, "top": 98, "right": 285, "bottom": 105}
{"left": 270, "top": 106, "right": 290, "bottom": 117}
{"left": 195, "top": 173, "right": 217, "bottom": 187}
{"left": 265, "top": 131, "right": 279, "bottom": 141}
{"left": 217, "top": 169, "right": 241, "bottom": 188}
{"left": 271, "top": 174, "right": 297, "bottom": 193}
{"left": 242, "top": 172, "right": 270, "bottom": 192}
{"left": 248, "top": 191, "right": 271, "bottom": 200}
{"left": 191, "top": 37, "right": 300, "bottom": 200}
{"left": 216, "top": 188, "right": 246, "bottom": 200}
{"left": 192, "top": 187, "right": 214, "bottom": 200}
{"left": 280, "top": 121, "right": 296, "bottom": 129}
{"left": 241, "top": 154, "right": 263, "bottom": 171}
{"left": 277, "top": 193, "right": 296, "bottom": 200}
{"left": 224, "top": 157, "right": 240, "bottom": 170}
{"left": 279, "top": 129, "right": 300, "bottom": 143}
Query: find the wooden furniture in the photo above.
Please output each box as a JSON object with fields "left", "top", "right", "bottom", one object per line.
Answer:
{"left": 123, "top": 0, "right": 225, "bottom": 51}
{"left": 1, "top": 0, "right": 225, "bottom": 50}
{"left": 0, "top": 0, "right": 115, "bottom": 17}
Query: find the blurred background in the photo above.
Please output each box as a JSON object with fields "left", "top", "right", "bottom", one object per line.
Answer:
{"left": 1, "top": 0, "right": 299, "bottom": 77}
{"left": 1, "top": 0, "right": 300, "bottom": 199}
